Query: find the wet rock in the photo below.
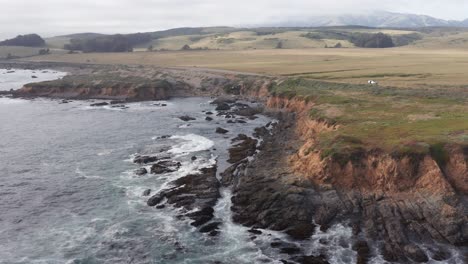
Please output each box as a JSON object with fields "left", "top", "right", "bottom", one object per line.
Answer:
{"left": 429, "top": 247, "right": 451, "bottom": 261}
{"left": 237, "top": 120, "right": 247, "bottom": 124}
{"left": 233, "top": 106, "right": 261, "bottom": 117}
{"left": 206, "top": 111, "right": 214, "bottom": 115}
{"left": 142, "top": 189, "right": 151, "bottom": 196}
{"left": 403, "top": 244, "right": 429, "bottom": 263}
{"left": 285, "top": 222, "right": 315, "bottom": 240}
{"left": 156, "top": 204, "right": 165, "bottom": 209}
{"left": 150, "top": 163, "right": 176, "bottom": 174}
{"left": 133, "top": 155, "right": 167, "bottom": 164}
{"left": 110, "top": 100, "right": 126, "bottom": 105}
{"left": 215, "top": 103, "right": 231, "bottom": 111}
{"left": 187, "top": 207, "right": 215, "bottom": 227}
{"left": 205, "top": 116, "right": 213, "bottom": 121}
{"left": 149, "top": 166, "right": 220, "bottom": 232}
{"left": 248, "top": 229, "right": 262, "bottom": 235}
{"left": 191, "top": 156, "right": 197, "bottom": 161}
{"left": 60, "top": 100, "right": 70, "bottom": 104}
{"left": 179, "top": 115, "right": 196, "bottom": 121}
{"left": 199, "top": 222, "right": 222, "bottom": 233}
{"left": 353, "top": 240, "right": 371, "bottom": 264}
{"left": 227, "top": 136, "right": 257, "bottom": 163}
{"left": 31, "top": 75, "right": 38, "bottom": 78}
{"left": 90, "top": 102, "right": 109, "bottom": 106}
{"left": 227, "top": 120, "right": 235, "bottom": 124}
{"left": 280, "top": 246, "right": 301, "bottom": 255}
{"left": 135, "top": 168, "right": 148, "bottom": 176}
{"left": 147, "top": 194, "right": 165, "bottom": 206}
{"left": 216, "top": 127, "right": 229, "bottom": 134}
{"left": 254, "top": 126, "right": 269, "bottom": 138}
{"left": 211, "top": 97, "right": 236, "bottom": 105}
{"left": 293, "top": 255, "right": 329, "bottom": 264}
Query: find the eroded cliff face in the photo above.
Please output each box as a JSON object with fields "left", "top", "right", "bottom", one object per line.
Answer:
{"left": 230, "top": 96, "right": 467, "bottom": 263}
{"left": 267, "top": 96, "right": 468, "bottom": 197}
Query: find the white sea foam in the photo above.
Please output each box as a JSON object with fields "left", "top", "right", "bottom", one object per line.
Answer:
{"left": 0, "top": 97, "right": 27, "bottom": 105}
{"left": 305, "top": 223, "right": 357, "bottom": 264}
{"left": 168, "top": 134, "right": 215, "bottom": 155}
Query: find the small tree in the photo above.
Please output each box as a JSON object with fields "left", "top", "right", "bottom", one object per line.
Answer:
{"left": 38, "top": 48, "right": 50, "bottom": 55}
{"left": 334, "top": 42, "right": 342, "bottom": 48}
{"left": 147, "top": 45, "right": 153, "bottom": 52}
{"left": 181, "top": 44, "right": 191, "bottom": 50}
{"left": 276, "top": 41, "right": 283, "bottom": 49}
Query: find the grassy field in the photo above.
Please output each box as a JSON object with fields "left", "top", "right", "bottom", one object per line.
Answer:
{"left": 24, "top": 47, "right": 468, "bottom": 89}
{"left": 271, "top": 79, "right": 468, "bottom": 154}
{"left": 0, "top": 46, "right": 68, "bottom": 59}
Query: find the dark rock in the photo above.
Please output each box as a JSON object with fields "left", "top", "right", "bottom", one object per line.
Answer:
{"left": 179, "top": 115, "right": 196, "bottom": 121}
{"left": 211, "top": 97, "right": 236, "bottom": 105}
{"left": 191, "top": 156, "right": 197, "bottom": 161}
{"left": 142, "top": 189, "right": 151, "bottom": 196}
{"left": 135, "top": 168, "right": 148, "bottom": 176}
{"left": 151, "top": 163, "right": 176, "bottom": 174}
{"left": 280, "top": 246, "right": 301, "bottom": 255}
{"left": 148, "top": 166, "right": 220, "bottom": 232}
{"left": 147, "top": 194, "right": 165, "bottom": 206}
{"left": 206, "top": 111, "right": 214, "bottom": 115}
{"left": 156, "top": 204, "right": 166, "bottom": 209}
{"left": 110, "top": 100, "right": 126, "bottom": 105}
{"left": 237, "top": 120, "right": 247, "bottom": 124}
{"left": 200, "top": 222, "right": 222, "bottom": 233}
{"left": 293, "top": 255, "right": 329, "bottom": 264}
{"left": 403, "top": 245, "right": 429, "bottom": 263}
{"left": 205, "top": 116, "right": 213, "bottom": 121}
{"left": 31, "top": 75, "right": 38, "bottom": 78}
{"left": 133, "top": 155, "right": 167, "bottom": 164}
{"left": 248, "top": 229, "right": 262, "bottom": 235}
{"left": 353, "top": 240, "right": 371, "bottom": 264}
{"left": 227, "top": 136, "right": 258, "bottom": 163}
{"left": 227, "top": 120, "right": 235, "bottom": 124}
{"left": 215, "top": 103, "right": 231, "bottom": 111}
{"left": 286, "top": 222, "right": 315, "bottom": 240}
{"left": 90, "top": 102, "right": 109, "bottom": 106}
{"left": 216, "top": 127, "right": 229, "bottom": 134}
{"left": 208, "top": 230, "right": 219, "bottom": 237}
{"left": 430, "top": 247, "right": 451, "bottom": 261}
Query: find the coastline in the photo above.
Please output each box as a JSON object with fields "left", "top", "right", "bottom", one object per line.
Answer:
{"left": 1, "top": 61, "right": 466, "bottom": 263}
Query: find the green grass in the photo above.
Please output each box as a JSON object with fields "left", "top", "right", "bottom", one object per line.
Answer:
{"left": 271, "top": 78, "right": 468, "bottom": 156}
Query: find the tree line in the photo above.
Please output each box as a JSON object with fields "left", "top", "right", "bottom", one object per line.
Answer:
{"left": 0, "top": 34, "right": 45, "bottom": 47}
{"left": 64, "top": 33, "right": 152, "bottom": 52}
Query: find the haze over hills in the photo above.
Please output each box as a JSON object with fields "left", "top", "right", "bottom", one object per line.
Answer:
{"left": 265, "top": 11, "right": 468, "bottom": 28}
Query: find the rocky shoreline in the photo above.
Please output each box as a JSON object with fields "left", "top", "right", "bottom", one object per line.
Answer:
{"left": 2, "top": 61, "right": 466, "bottom": 263}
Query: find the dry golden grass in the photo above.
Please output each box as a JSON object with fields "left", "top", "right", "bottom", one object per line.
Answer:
{"left": 24, "top": 47, "right": 468, "bottom": 89}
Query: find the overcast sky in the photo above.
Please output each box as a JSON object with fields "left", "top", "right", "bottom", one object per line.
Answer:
{"left": 0, "top": 0, "right": 467, "bottom": 39}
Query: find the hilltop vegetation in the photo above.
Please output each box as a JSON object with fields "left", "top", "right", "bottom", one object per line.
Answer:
{"left": 270, "top": 78, "right": 468, "bottom": 155}
{"left": 64, "top": 33, "right": 151, "bottom": 52}
{"left": 49, "top": 26, "right": 430, "bottom": 52}
{"left": 0, "top": 34, "right": 45, "bottom": 47}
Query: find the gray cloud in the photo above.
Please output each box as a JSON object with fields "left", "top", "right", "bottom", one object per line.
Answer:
{"left": 0, "top": 0, "right": 467, "bottom": 39}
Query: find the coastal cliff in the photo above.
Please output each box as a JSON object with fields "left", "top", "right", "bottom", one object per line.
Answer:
{"left": 227, "top": 96, "right": 467, "bottom": 263}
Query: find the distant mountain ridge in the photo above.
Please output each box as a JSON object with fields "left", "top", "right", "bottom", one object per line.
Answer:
{"left": 269, "top": 11, "right": 468, "bottom": 28}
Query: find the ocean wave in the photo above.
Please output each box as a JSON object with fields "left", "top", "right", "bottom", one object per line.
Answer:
{"left": 168, "top": 134, "right": 215, "bottom": 155}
